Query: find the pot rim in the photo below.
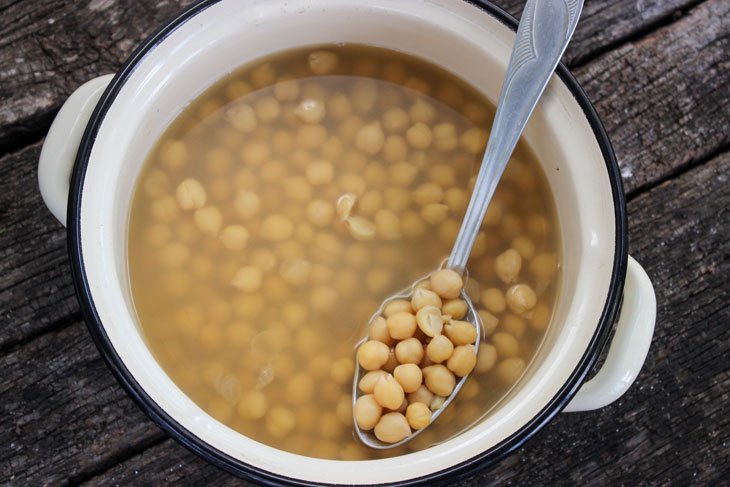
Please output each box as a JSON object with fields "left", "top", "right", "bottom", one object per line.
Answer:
{"left": 67, "top": 0, "right": 628, "bottom": 485}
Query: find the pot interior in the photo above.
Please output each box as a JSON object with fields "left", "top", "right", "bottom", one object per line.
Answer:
{"left": 77, "top": 0, "right": 617, "bottom": 483}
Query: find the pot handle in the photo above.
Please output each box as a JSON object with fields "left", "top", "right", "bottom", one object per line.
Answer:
{"left": 563, "top": 255, "right": 656, "bottom": 412}
{"left": 38, "top": 74, "right": 114, "bottom": 227}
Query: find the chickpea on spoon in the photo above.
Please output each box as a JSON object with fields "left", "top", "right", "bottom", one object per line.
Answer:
{"left": 352, "top": 0, "right": 584, "bottom": 448}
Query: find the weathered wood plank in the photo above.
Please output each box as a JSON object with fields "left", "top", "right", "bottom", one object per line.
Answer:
{"left": 575, "top": 0, "right": 730, "bottom": 194}
{"left": 0, "top": 142, "right": 78, "bottom": 351}
{"left": 0, "top": 0, "right": 705, "bottom": 153}
{"left": 496, "top": 0, "right": 700, "bottom": 66}
{"left": 74, "top": 152, "right": 730, "bottom": 486}
{"left": 0, "top": 0, "right": 196, "bottom": 152}
{"left": 0, "top": 320, "right": 166, "bottom": 487}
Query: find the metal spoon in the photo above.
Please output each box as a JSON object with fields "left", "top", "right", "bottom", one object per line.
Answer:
{"left": 353, "top": 0, "right": 584, "bottom": 448}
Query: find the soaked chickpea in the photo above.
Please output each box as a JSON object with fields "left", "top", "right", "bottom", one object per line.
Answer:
{"left": 394, "top": 338, "right": 425, "bottom": 364}
{"left": 386, "top": 312, "right": 418, "bottom": 340}
{"left": 129, "top": 45, "right": 560, "bottom": 459}
{"left": 405, "top": 402, "right": 432, "bottom": 430}
{"left": 354, "top": 394, "right": 383, "bottom": 430}
{"left": 357, "top": 340, "right": 390, "bottom": 371}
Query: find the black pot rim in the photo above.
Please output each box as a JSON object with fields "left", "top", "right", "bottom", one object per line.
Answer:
{"left": 67, "top": 0, "right": 628, "bottom": 485}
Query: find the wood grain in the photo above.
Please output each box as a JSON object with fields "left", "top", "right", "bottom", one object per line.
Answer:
{"left": 0, "top": 320, "right": 166, "bottom": 487}
{"left": 0, "top": 0, "right": 196, "bottom": 153}
{"left": 0, "top": 0, "right": 707, "bottom": 153}
{"left": 575, "top": 0, "right": 730, "bottom": 194}
{"left": 71, "top": 150, "right": 730, "bottom": 487}
{"left": 0, "top": 142, "right": 78, "bottom": 351}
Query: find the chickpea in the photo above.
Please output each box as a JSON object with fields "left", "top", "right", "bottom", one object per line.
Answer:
{"left": 357, "top": 340, "right": 390, "bottom": 371}
{"left": 497, "top": 357, "right": 526, "bottom": 384}
{"left": 529, "top": 252, "right": 558, "bottom": 280}
{"left": 224, "top": 103, "right": 257, "bottom": 132}
{"left": 495, "top": 248, "right": 522, "bottom": 284}
{"left": 356, "top": 121, "right": 385, "bottom": 155}
{"left": 502, "top": 312, "right": 527, "bottom": 339}
{"left": 278, "top": 258, "right": 311, "bottom": 287}
{"left": 285, "top": 373, "right": 314, "bottom": 405}
{"left": 364, "top": 161, "right": 388, "bottom": 188}
{"left": 476, "top": 344, "right": 498, "bottom": 373}
{"left": 346, "top": 216, "right": 376, "bottom": 241}
{"left": 330, "top": 357, "right": 355, "bottom": 385}
{"left": 369, "top": 316, "right": 394, "bottom": 345}
{"left": 421, "top": 203, "right": 449, "bottom": 224}
{"left": 481, "top": 287, "right": 506, "bottom": 314}
{"left": 374, "top": 374, "right": 405, "bottom": 410}
{"left": 446, "top": 344, "right": 477, "bottom": 377}
{"left": 444, "top": 321, "right": 477, "bottom": 346}
{"left": 253, "top": 96, "right": 280, "bottom": 123}
{"left": 413, "top": 182, "right": 443, "bottom": 206}
{"left": 511, "top": 236, "right": 536, "bottom": 260}
{"left": 422, "top": 364, "right": 456, "bottom": 396}
{"left": 389, "top": 162, "right": 418, "bottom": 187}
{"left": 443, "top": 187, "right": 467, "bottom": 214}
{"left": 193, "top": 206, "right": 222, "bottom": 236}
{"left": 261, "top": 215, "right": 294, "bottom": 241}
{"left": 478, "top": 309, "right": 499, "bottom": 337}
{"left": 240, "top": 141, "right": 269, "bottom": 167}
{"left": 401, "top": 211, "right": 426, "bottom": 238}
{"left": 530, "top": 302, "right": 552, "bottom": 331}
{"left": 233, "top": 189, "right": 261, "bottom": 220}
{"left": 405, "top": 122, "right": 432, "bottom": 149}
{"left": 338, "top": 173, "right": 367, "bottom": 196}
{"left": 383, "top": 135, "right": 408, "bottom": 164}
{"left": 394, "top": 364, "right": 423, "bottom": 393}
{"left": 229, "top": 265, "right": 263, "bottom": 293}
{"left": 308, "top": 50, "right": 339, "bottom": 74}
{"left": 310, "top": 285, "right": 338, "bottom": 312}
{"left": 411, "top": 288, "right": 442, "bottom": 311}
{"left": 461, "top": 127, "right": 487, "bottom": 153}
{"left": 219, "top": 225, "right": 249, "bottom": 251}
{"left": 354, "top": 394, "right": 382, "bottom": 430}
{"left": 272, "top": 78, "right": 299, "bottom": 101}
{"left": 416, "top": 306, "right": 444, "bottom": 337}
{"left": 328, "top": 93, "right": 351, "bottom": 120}
{"left": 461, "top": 378, "right": 480, "bottom": 400}
{"left": 442, "top": 298, "right": 467, "bottom": 320}
{"left": 406, "top": 402, "right": 432, "bottom": 430}
{"left": 407, "top": 384, "right": 434, "bottom": 405}
{"left": 176, "top": 178, "right": 206, "bottom": 210}
{"left": 250, "top": 63, "right": 275, "bottom": 87}
{"left": 375, "top": 209, "right": 401, "bottom": 240}
{"left": 426, "top": 335, "right": 454, "bottom": 364}
{"left": 432, "top": 123, "right": 459, "bottom": 151}
{"left": 505, "top": 283, "right": 537, "bottom": 314}
{"left": 374, "top": 412, "right": 411, "bottom": 443}
{"left": 386, "top": 311, "right": 417, "bottom": 340}
{"left": 305, "top": 199, "right": 335, "bottom": 228}
{"left": 352, "top": 79, "right": 377, "bottom": 114}
{"left": 430, "top": 269, "right": 463, "bottom": 299}
{"left": 237, "top": 390, "right": 267, "bottom": 419}
{"left": 394, "top": 337, "right": 425, "bottom": 364}
{"left": 295, "top": 98, "right": 326, "bottom": 124}
{"left": 358, "top": 370, "right": 389, "bottom": 394}
{"left": 384, "top": 187, "right": 412, "bottom": 212}
{"left": 159, "top": 139, "right": 188, "bottom": 169}
{"left": 266, "top": 406, "right": 296, "bottom": 438}
{"left": 305, "top": 159, "right": 334, "bottom": 185}
{"left": 384, "top": 299, "right": 413, "bottom": 317}
{"left": 380, "top": 107, "right": 409, "bottom": 134}
{"left": 409, "top": 98, "right": 435, "bottom": 123}
{"left": 492, "top": 332, "right": 519, "bottom": 358}
{"left": 355, "top": 191, "right": 381, "bottom": 217}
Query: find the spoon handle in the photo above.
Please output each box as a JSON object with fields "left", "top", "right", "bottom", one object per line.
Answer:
{"left": 447, "top": 0, "right": 583, "bottom": 271}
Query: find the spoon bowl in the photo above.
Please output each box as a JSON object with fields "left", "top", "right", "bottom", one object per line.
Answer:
{"left": 352, "top": 273, "right": 483, "bottom": 449}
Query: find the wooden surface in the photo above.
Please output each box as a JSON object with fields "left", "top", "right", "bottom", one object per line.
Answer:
{"left": 1, "top": 0, "right": 728, "bottom": 485}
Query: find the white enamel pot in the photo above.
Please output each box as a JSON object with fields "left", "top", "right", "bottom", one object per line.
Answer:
{"left": 37, "top": 0, "right": 656, "bottom": 485}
